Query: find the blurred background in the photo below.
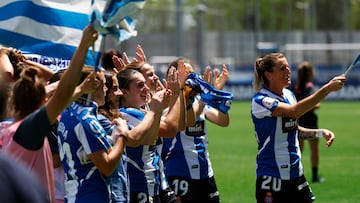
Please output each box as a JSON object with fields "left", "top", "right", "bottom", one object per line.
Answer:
{"left": 103, "top": 0, "right": 360, "bottom": 100}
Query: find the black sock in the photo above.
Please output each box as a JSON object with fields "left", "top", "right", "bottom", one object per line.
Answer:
{"left": 312, "top": 167, "right": 318, "bottom": 181}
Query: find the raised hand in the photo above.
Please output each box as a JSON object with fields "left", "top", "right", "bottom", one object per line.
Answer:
{"left": 326, "top": 75, "right": 346, "bottom": 92}
{"left": 80, "top": 25, "right": 98, "bottom": 49}
{"left": 177, "top": 60, "right": 187, "bottom": 89}
{"left": 149, "top": 89, "right": 171, "bottom": 113}
{"left": 77, "top": 71, "right": 100, "bottom": 95}
{"left": 165, "top": 66, "right": 180, "bottom": 97}
{"left": 213, "top": 64, "right": 229, "bottom": 90}
{"left": 112, "top": 55, "right": 126, "bottom": 72}
{"left": 135, "top": 44, "right": 147, "bottom": 62}
{"left": 202, "top": 66, "right": 212, "bottom": 84}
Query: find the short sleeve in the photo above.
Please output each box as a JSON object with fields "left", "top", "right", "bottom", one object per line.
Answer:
{"left": 252, "top": 94, "right": 279, "bottom": 119}
{"left": 13, "top": 106, "right": 51, "bottom": 150}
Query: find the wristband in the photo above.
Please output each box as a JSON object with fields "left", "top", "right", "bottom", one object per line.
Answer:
{"left": 316, "top": 129, "right": 324, "bottom": 138}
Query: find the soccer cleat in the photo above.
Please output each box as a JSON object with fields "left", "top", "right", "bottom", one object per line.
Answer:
{"left": 312, "top": 177, "right": 325, "bottom": 183}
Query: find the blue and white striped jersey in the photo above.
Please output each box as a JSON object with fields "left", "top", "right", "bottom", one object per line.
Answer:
{"left": 57, "top": 102, "right": 112, "bottom": 203}
{"left": 120, "top": 107, "right": 161, "bottom": 196}
{"left": 97, "top": 114, "right": 130, "bottom": 203}
{"left": 251, "top": 88, "right": 303, "bottom": 180}
{"left": 162, "top": 105, "right": 214, "bottom": 180}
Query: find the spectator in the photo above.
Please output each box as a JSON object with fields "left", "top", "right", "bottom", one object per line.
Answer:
{"left": 293, "top": 61, "right": 324, "bottom": 183}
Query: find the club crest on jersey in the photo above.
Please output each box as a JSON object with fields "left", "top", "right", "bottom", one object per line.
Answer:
{"left": 264, "top": 192, "right": 273, "bottom": 203}
{"left": 262, "top": 97, "right": 276, "bottom": 109}
{"left": 282, "top": 117, "right": 298, "bottom": 132}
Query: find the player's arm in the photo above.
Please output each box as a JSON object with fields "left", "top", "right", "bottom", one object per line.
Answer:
{"left": 23, "top": 60, "right": 55, "bottom": 81}
{"left": 298, "top": 126, "right": 335, "bottom": 147}
{"left": 0, "top": 49, "right": 16, "bottom": 82}
{"left": 272, "top": 75, "right": 346, "bottom": 118}
{"left": 89, "top": 118, "right": 128, "bottom": 177}
{"left": 205, "top": 106, "right": 229, "bottom": 127}
{"left": 45, "top": 25, "right": 98, "bottom": 124}
{"left": 126, "top": 89, "right": 169, "bottom": 146}
{"left": 158, "top": 66, "right": 185, "bottom": 137}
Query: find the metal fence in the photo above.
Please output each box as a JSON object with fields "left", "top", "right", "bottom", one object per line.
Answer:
{"left": 110, "top": 30, "right": 360, "bottom": 68}
{"left": 101, "top": 30, "right": 360, "bottom": 100}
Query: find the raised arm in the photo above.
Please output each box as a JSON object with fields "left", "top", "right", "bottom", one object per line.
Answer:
{"left": 272, "top": 75, "right": 346, "bottom": 118}
{"left": 0, "top": 51, "right": 15, "bottom": 82}
{"left": 23, "top": 59, "right": 55, "bottom": 82}
{"left": 204, "top": 65, "right": 230, "bottom": 127}
{"left": 192, "top": 66, "right": 212, "bottom": 119}
{"left": 158, "top": 66, "right": 186, "bottom": 137}
{"left": 213, "top": 64, "right": 229, "bottom": 90}
{"left": 45, "top": 25, "right": 98, "bottom": 124}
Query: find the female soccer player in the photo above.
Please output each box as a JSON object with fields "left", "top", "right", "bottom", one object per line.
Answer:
{"left": 251, "top": 53, "right": 345, "bottom": 203}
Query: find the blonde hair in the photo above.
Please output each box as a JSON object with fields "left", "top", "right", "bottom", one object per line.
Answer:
{"left": 253, "top": 53, "right": 285, "bottom": 92}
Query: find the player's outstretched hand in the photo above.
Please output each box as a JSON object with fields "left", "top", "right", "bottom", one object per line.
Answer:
{"left": 326, "top": 75, "right": 346, "bottom": 92}
{"left": 321, "top": 129, "right": 335, "bottom": 147}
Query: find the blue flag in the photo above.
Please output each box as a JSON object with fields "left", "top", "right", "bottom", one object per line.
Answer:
{"left": 344, "top": 53, "right": 360, "bottom": 77}
{"left": 90, "top": 0, "right": 145, "bottom": 43}
{"left": 0, "top": 0, "right": 145, "bottom": 67}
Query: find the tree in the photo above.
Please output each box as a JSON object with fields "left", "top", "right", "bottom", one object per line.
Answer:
{"left": 140, "top": 0, "right": 360, "bottom": 32}
{"left": 316, "top": 0, "right": 344, "bottom": 30}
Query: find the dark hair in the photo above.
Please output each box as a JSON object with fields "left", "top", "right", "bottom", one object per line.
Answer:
{"left": 294, "top": 61, "right": 314, "bottom": 100}
{"left": 116, "top": 68, "right": 142, "bottom": 107}
{"left": 98, "top": 71, "right": 122, "bottom": 120}
{"left": 10, "top": 66, "right": 46, "bottom": 119}
{"left": 253, "top": 53, "right": 285, "bottom": 92}
{"left": 166, "top": 57, "right": 193, "bottom": 77}
{"left": 117, "top": 68, "right": 140, "bottom": 90}
{"left": 0, "top": 78, "right": 9, "bottom": 120}
{"left": 101, "top": 49, "right": 122, "bottom": 71}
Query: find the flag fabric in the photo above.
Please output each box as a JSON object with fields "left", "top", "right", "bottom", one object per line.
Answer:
{"left": 344, "top": 53, "right": 360, "bottom": 77}
{"left": 90, "top": 0, "right": 145, "bottom": 44}
{"left": 185, "top": 73, "right": 233, "bottom": 114}
{"left": 0, "top": 0, "right": 145, "bottom": 68}
{"left": 24, "top": 53, "right": 71, "bottom": 73}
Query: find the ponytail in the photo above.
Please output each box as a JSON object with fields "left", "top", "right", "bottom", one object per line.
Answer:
{"left": 252, "top": 53, "right": 285, "bottom": 92}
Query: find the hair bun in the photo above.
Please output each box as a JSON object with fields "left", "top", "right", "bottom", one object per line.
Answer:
{"left": 21, "top": 66, "right": 39, "bottom": 82}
